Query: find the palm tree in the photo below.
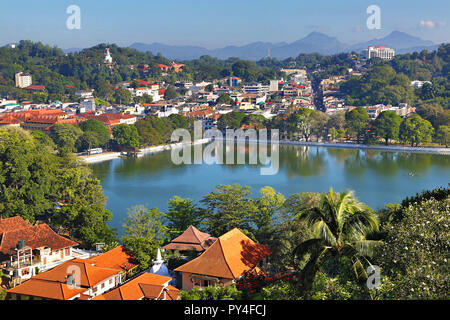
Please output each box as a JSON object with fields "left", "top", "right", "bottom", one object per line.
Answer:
{"left": 293, "top": 188, "right": 381, "bottom": 297}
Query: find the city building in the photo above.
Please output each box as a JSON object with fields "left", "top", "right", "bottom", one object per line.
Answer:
{"left": 364, "top": 46, "right": 395, "bottom": 60}
{"left": 15, "top": 72, "right": 32, "bottom": 88}
{"left": 0, "top": 216, "right": 80, "bottom": 283}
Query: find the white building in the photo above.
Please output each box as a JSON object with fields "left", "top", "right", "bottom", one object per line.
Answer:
{"left": 269, "top": 80, "right": 279, "bottom": 92}
{"left": 75, "top": 89, "right": 95, "bottom": 99}
{"left": 411, "top": 80, "right": 431, "bottom": 89}
{"left": 243, "top": 83, "right": 269, "bottom": 95}
{"left": 365, "top": 46, "right": 395, "bottom": 60}
{"left": 148, "top": 249, "right": 170, "bottom": 277}
{"left": 15, "top": 72, "right": 32, "bottom": 88}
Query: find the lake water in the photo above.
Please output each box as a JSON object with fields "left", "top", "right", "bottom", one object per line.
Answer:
{"left": 91, "top": 144, "right": 450, "bottom": 234}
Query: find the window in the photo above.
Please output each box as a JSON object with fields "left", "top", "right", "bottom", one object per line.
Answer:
{"left": 101, "top": 283, "right": 105, "bottom": 289}
{"left": 109, "top": 279, "right": 113, "bottom": 285}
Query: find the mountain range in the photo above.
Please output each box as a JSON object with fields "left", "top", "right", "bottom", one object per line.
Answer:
{"left": 64, "top": 31, "right": 443, "bottom": 60}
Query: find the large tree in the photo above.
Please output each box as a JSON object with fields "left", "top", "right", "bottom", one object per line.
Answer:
{"left": 293, "top": 188, "right": 380, "bottom": 297}
{"left": 345, "top": 107, "right": 370, "bottom": 143}
{"left": 121, "top": 205, "right": 168, "bottom": 270}
{"left": 374, "top": 110, "right": 402, "bottom": 145}
{"left": 399, "top": 114, "right": 434, "bottom": 146}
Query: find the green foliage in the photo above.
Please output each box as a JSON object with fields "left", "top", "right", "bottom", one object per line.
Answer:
{"left": 121, "top": 205, "right": 168, "bottom": 270}
{"left": 165, "top": 196, "right": 201, "bottom": 237}
{"left": 345, "top": 107, "right": 370, "bottom": 143}
{"left": 112, "top": 124, "right": 140, "bottom": 148}
{"left": 180, "top": 284, "right": 242, "bottom": 300}
{"left": 79, "top": 119, "right": 111, "bottom": 148}
{"left": 200, "top": 184, "right": 258, "bottom": 238}
{"left": 340, "top": 66, "right": 415, "bottom": 106}
{"left": 49, "top": 123, "right": 83, "bottom": 153}
{"left": 399, "top": 113, "right": 434, "bottom": 146}
{"left": 0, "top": 127, "right": 116, "bottom": 248}
{"left": 293, "top": 188, "right": 380, "bottom": 297}
{"left": 164, "top": 86, "right": 178, "bottom": 100}
{"left": 217, "top": 111, "right": 246, "bottom": 130}
{"left": 216, "top": 94, "right": 234, "bottom": 105}
{"left": 374, "top": 196, "right": 449, "bottom": 299}
{"left": 374, "top": 111, "right": 402, "bottom": 145}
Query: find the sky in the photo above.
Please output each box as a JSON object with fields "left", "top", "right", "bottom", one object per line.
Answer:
{"left": 1, "top": 0, "right": 449, "bottom": 49}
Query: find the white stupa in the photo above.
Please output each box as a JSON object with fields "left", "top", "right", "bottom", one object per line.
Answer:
{"left": 149, "top": 248, "right": 170, "bottom": 277}
{"left": 104, "top": 48, "right": 113, "bottom": 64}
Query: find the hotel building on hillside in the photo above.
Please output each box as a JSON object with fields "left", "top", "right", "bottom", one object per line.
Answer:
{"left": 364, "top": 46, "right": 395, "bottom": 60}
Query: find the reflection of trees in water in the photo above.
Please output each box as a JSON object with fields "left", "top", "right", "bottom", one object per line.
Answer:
{"left": 104, "top": 151, "right": 188, "bottom": 178}
{"left": 340, "top": 149, "right": 444, "bottom": 177}
{"left": 280, "top": 146, "right": 327, "bottom": 178}
{"left": 326, "top": 148, "right": 357, "bottom": 164}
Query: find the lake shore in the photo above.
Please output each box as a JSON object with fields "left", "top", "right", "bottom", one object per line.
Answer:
{"left": 80, "top": 138, "right": 449, "bottom": 164}
{"left": 79, "top": 138, "right": 211, "bottom": 164}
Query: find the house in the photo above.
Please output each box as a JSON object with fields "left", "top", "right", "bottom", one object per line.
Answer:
{"left": 6, "top": 245, "right": 138, "bottom": 300}
{"left": 0, "top": 216, "right": 79, "bottom": 282}
{"left": 174, "top": 228, "right": 271, "bottom": 291}
{"left": 92, "top": 272, "right": 179, "bottom": 300}
{"left": 163, "top": 225, "right": 216, "bottom": 252}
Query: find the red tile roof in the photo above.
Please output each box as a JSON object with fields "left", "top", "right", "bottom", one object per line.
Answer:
{"left": 175, "top": 228, "right": 271, "bottom": 280}
{"left": 92, "top": 272, "right": 177, "bottom": 300}
{"left": 0, "top": 222, "right": 78, "bottom": 255}
{"left": 163, "top": 225, "right": 216, "bottom": 252}
{"left": 7, "top": 278, "right": 86, "bottom": 300}
{"left": 0, "top": 216, "right": 30, "bottom": 234}
{"left": 90, "top": 245, "right": 138, "bottom": 272}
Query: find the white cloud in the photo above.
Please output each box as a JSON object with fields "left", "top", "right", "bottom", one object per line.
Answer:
{"left": 419, "top": 20, "right": 447, "bottom": 29}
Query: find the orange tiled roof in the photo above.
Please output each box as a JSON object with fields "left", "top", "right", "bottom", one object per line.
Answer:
{"left": 0, "top": 216, "right": 30, "bottom": 234}
{"left": 92, "top": 272, "right": 176, "bottom": 300}
{"left": 34, "top": 258, "right": 121, "bottom": 288}
{"left": 174, "top": 228, "right": 271, "bottom": 280}
{"left": 0, "top": 223, "right": 78, "bottom": 255}
{"left": 163, "top": 225, "right": 216, "bottom": 252}
{"left": 90, "top": 245, "right": 138, "bottom": 272}
{"left": 7, "top": 278, "right": 86, "bottom": 300}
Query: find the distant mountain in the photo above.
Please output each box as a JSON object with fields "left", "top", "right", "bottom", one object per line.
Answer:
{"left": 63, "top": 47, "right": 84, "bottom": 54}
{"left": 271, "top": 32, "right": 349, "bottom": 59}
{"left": 129, "top": 42, "right": 210, "bottom": 60}
{"left": 129, "top": 31, "right": 439, "bottom": 61}
{"left": 351, "top": 31, "right": 435, "bottom": 52}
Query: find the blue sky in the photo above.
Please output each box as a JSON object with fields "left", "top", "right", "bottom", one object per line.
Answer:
{"left": 1, "top": 0, "right": 449, "bottom": 49}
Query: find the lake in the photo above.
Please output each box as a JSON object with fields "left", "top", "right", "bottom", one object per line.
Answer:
{"left": 91, "top": 144, "right": 450, "bottom": 234}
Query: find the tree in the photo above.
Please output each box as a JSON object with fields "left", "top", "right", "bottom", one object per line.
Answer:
{"left": 200, "top": 184, "right": 258, "bottom": 238}
{"left": 216, "top": 94, "right": 234, "bottom": 105}
{"left": 121, "top": 205, "right": 168, "bottom": 270}
{"left": 291, "top": 108, "right": 315, "bottom": 141}
{"left": 164, "top": 86, "right": 178, "bottom": 100}
{"left": 436, "top": 125, "right": 450, "bottom": 147}
{"left": 399, "top": 114, "right": 434, "bottom": 146}
{"left": 180, "top": 285, "right": 242, "bottom": 300}
{"left": 374, "top": 195, "right": 449, "bottom": 299}
{"left": 49, "top": 123, "right": 83, "bottom": 152}
{"left": 205, "top": 84, "right": 214, "bottom": 92}
{"left": 253, "top": 187, "right": 285, "bottom": 244}
{"left": 374, "top": 111, "right": 402, "bottom": 145}
{"left": 345, "top": 107, "right": 370, "bottom": 143}
{"left": 114, "top": 88, "right": 132, "bottom": 105}
{"left": 79, "top": 119, "right": 111, "bottom": 148}
{"left": 165, "top": 196, "right": 201, "bottom": 237}
{"left": 293, "top": 188, "right": 380, "bottom": 297}
{"left": 112, "top": 124, "right": 140, "bottom": 148}
{"left": 0, "top": 127, "right": 116, "bottom": 248}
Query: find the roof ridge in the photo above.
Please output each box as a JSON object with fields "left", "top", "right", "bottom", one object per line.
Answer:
{"left": 217, "top": 237, "right": 236, "bottom": 279}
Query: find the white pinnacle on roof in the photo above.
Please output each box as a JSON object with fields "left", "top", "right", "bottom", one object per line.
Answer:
{"left": 149, "top": 248, "right": 170, "bottom": 277}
